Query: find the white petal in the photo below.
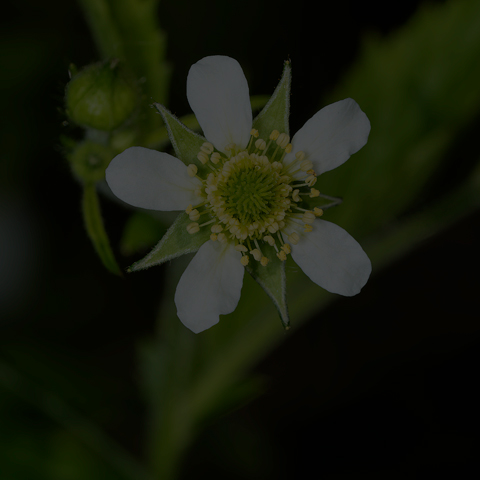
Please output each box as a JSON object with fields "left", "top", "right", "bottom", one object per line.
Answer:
{"left": 187, "top": 55, "right": 252, "bottom": 153}
{"left": 106, "top": 147, "right": 202, "bottom": 211}
{"left": 285, "top": 98, "right": 370, "bottom": 174}
{"left": 175, "top": 240, "right": 244, "bottom": 333}
{"left": 289, "top": 219, "right": 371, "bottom": 296}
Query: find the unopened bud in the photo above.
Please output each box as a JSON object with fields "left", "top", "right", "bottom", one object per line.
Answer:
{"left": 65, "top": 60, "right": 137, "bottom": 131}
{"left": 69, "top": 141, "right": 114, "bottom": 182}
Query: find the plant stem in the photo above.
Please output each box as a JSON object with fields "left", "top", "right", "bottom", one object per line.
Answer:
{"left": 76, "top": 0, "right": 125, "bottom": 59}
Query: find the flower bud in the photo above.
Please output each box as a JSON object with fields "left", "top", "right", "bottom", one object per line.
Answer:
{"left": 65, "top": 61, "right": 137, "bottom": 131}
{"left": 69, "top": 141, "right": 115, "bottom": 182}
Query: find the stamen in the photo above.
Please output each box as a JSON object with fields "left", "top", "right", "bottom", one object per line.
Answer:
{"left": 189, "top": 209, "right": 200, "bottom": 221}
{"left": 295, "top": 151, "right": 305, "bottom": 162}
{"left": 255, "top": 138, "right": 267, "bottom": 151}
{"left": 263, "top": 235, "right": 275, "bottom": 246}
{"left": 197, "top": 151, "right": 209, "bottom": 165}
{"left": 302, "top": 211, "right": 315, "bottom": 224}
{"left": 187, "top": 164, "right": 198, "bottom": 177}
{"left": 199, "top": 219, "right": 215, "bottom": 228}
{"left": 250, "top": 248, "right": 262, "bottom": 261}
{"left": 200, "top": 142, "right": 214, "bottom": 154}
{"left": 269, "top": 130, "right": 280, "bottom": 140}
{"left": 210, "top": 152, "right": 221, "bottom": 164}
{"left": 288, "top": 232, "right": 300, "bottom": 245}
{"left": 300, "top": 159, "right": 313, "bottom": 171}
{"left": 211, "top": 224, "right": 223, "bottom": 233}
{"left": 276, "top": 133, "right": 290, "bottom": 148}
{"left": 305, "top": 175, "right": 317, "bottom": 187}
{"left": 187, "top": 222, "right": 200, "bottom": 234}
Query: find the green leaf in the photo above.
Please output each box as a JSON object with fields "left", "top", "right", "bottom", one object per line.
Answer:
{"left": 129, "top": 213, "right": 211, "bottom": 272}
{"left": 82, "top": 182, "right": 122, "bottom": 276}
{"left": 252, "top": 60, "right": 291, "bottom": 137}
{"left": 245, "top": 245, "right": 289, "bottom": 328}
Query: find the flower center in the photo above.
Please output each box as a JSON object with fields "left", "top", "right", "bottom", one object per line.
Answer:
{"left": 221, "top": 159, "right": 278, "bottom": 223}
{"left": 186, "top": 129, "right": 323, "bottom": 266}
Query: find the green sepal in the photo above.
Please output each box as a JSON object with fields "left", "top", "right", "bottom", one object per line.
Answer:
{"left": 246, "top": 245, "right": 289, "bottom": 329}
{"left": 82, "top": 182, "right": 122, "bottom": 276}
{"left": 128, "top": 213, "right": 211, "bottom": 272}
{"left": 252, "top": 61, "right": 291, "bottom": 137}
{"left": 153, "top": 103, "right": 211, "bottom": 177}
{"left": 145, "top": 95, "right": 269, "bottom": 150}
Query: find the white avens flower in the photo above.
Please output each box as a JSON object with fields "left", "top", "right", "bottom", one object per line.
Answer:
{"left": 106, "top": 55, "right": 372, "bottom": 333}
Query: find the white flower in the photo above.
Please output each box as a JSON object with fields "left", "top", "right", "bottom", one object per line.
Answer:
{"left": 106, "top": 55, "right": 372, "bottom": 333}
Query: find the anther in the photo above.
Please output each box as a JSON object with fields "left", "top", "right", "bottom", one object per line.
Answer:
{"left": 200, "top": 142, "right": 214, "bottom": 154}
{"left": 235, "top": 244, "right": 248, "bottom": 252}
{"left": 304, "top": 224, "right": 313, "bottom": 233}
{"left": 269, "top": 130, "right": 280, "bottom": 140}
{"left": 300, "top": 160, "right": 313, "bottom": 171}
{"left": 288, "top": 232, "right": 300, "bottom": 245}
{"left": 295, "top": 151, "right": 305, "bottom": 162}
{"left": 250, "top": 129, "right": 259, "bottom": 137}
{"left": 187, "top": 222, "right": 200, "bottom": 234}
{"left": 263, "top": 235, "right": 275, "bottom": 246}
{"left": 285, "top": 143, "right": 292, "bottom": 153}
{"left": 240, "top": 255, "right": 249, "bottom": 266}
{"left": 309, "top": 188, "right": 320, "bottom": 197}
{"left": 276, "top": 133, "right": 290, "bottom": 148}
{"left": 302, "top": 211, "right": 315, "bottom": 224}
{"left": 225, "top": 143, "right": 236, "bottom": 154}
{"left": 255, "top": 138, "right": 267, "bottom": 150}
{"left": 250, "top": 249, "right": 262, "bottom": 261}
{"left": 189, "top": 209, "right": 200, "bottom": 221}
{"left": 292, "top": 189, "right": 301, "bottom": 202}
{"left": 276, "top": 250, "right": 287, "bottom": 261}
{"left": 185, "top": 204, "right": 193, "bottom": 214}
{"left": 210, "top": 233, "right": 218, "bottom": 241}
{"left": 314, "top": 207, "right": 324, "bottom": 217}
{"left": 260, "top": 256, "right": 269, "bottom": 267}
{"left": 197, "top": 151, "right": 209, "bottom": 165}
{"left": 211, "top": 224, "right": 223, "bottom": 233}
{"left": 187, "top": 164, "right": 198, "bottom": 177}
{"left": 305, "top": 175, "right": 317, "bottom": 186}
{"left": 210, "top": 152, "right": 221, "bottom": 164}
{"left": 282, "top": 243, "right": 291, "bottom": 254}
{"left": 217, "top": 233, "right": 227, "bottom": 243}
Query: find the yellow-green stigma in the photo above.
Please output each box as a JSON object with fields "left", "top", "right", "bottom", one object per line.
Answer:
{"left": 186, "top": 130, "right": 320, "bottom": 266}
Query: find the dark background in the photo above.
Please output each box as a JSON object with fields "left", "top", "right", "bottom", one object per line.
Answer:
{"left": 1, "top": 0, "right": 478, "bottom": 478}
